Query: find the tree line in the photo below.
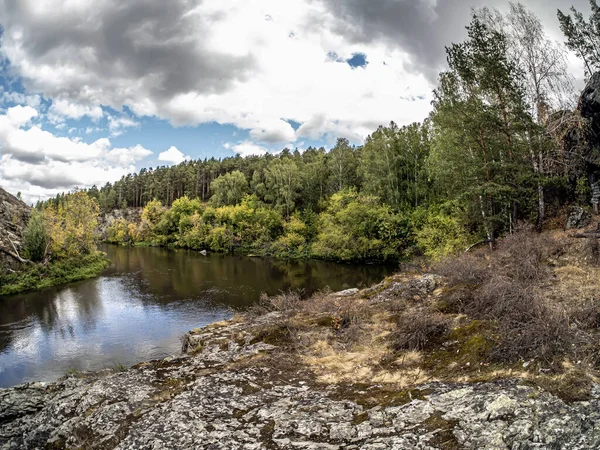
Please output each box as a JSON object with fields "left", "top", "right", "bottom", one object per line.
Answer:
{"left": 44, "top": 2, "right": 600, "bottom": 261}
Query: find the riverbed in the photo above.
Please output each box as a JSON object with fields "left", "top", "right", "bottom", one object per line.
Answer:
{"left": 0, "top": 245, "right": 395, "bottom": 387}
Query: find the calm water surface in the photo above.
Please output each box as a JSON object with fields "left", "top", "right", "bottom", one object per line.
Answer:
{"left": 0, "top": 245, "right": 396, "bottom": 388}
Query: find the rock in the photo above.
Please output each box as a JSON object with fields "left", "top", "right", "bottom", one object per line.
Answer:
{"left": 365, "top": 274, "right": 442, "bottom": 303}
{"left": 566, "top": 206, "right": 592, "bottom": 229}
{"left": 0, "top": 186, "right": 31, "bottom": 271}
{"left": 3, "top": 320, "right": 600, "bottom": 449}
{"left": 486, "top": 394, "right": 518, "bottom": 420}
{"left": 578, "top": 72, "right": 600, "bottom": 124}
{"left": 334, "top": 288, "right": 359, "bottom": 297}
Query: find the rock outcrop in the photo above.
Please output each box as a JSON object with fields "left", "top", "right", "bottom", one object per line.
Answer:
{"left": 566, "top": 206, "right": 593, "bottom": 229}
{"left": 0, "top": 187, "right": 30, "bottom": 271}
{"left": 97, "top": 208, "right": 142, "bottom": 241}
{"left": 2, "top": 317, "right": 600, "bottom": 449}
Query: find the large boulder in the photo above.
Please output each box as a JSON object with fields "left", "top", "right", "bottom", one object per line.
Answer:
{"left": 0, "top": 187, "right": 31, "bottom": 271}
{"left": 578, "top": 72, "right": 600, "bottom": 123}
{"left": 566, "top": 206, "right": 593, "bottom": 229}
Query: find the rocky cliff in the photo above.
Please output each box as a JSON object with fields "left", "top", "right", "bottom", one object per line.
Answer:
{"left": 0, "top": 187, "right": 30, "bottom": 271}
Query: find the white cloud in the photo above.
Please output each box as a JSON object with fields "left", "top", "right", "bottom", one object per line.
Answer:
{"left": 1, "top": 91, "right": 41, "bottom": 108}
{"left": 0, "top": 105, "right": 151, "bottom": 202}
{"left": 231, "top": 141, "right": 268, "bottom": 157}
{"left": 249, "top": 119, "right": 296, "bottom": 144}
{"left": 108, "top": 115, "right": 140, "bottom": 137}
{"left": 106, "top": 144, "right": 152, "bottom": 165}
{"left": 158, "top": 146, "right": 191, "bottom": 165}
{"left": 0, "top": 0, "right": 433, "bottom": 148}
{"left": 48, "top": 98, "right": 104, "bottom": 123}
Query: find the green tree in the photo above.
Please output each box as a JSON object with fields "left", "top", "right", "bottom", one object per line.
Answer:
{"left": 23, "top": 210, "right": 49, "bottom": 262}
{"left": 312, "top": 189, "right": 408, "bottom": 261}
{"left": 429, "top": 15, "right": 535, "bottom": 246}
{"left": 328, "top": 138, "right": 359, "bottom": 193}
{"left": 264, "top": 158, "right": 301, "bottom": 218}
{"left": 558, "top": 0, "right": 600, "bottom": 78}
{"left": 210, "top": 170, "right": 248, "bottom": 206}
{"left": 361, "top": 122, "right": 430, "bottom": 209}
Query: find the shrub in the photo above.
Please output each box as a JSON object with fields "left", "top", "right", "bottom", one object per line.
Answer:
{"left": 106, "top": 218, "right": 130, "bottom": 244}
{"left": 23, "top": 210, "right": 49, "bottom": 262}
{"left": 435, "top": 229, "right": 579, "bottom": 363}
{"left": 393, "top": 308, "right": 450, "bottom": 351}
{"left": 415, "top": 212, "right": 470, "bottom": 259}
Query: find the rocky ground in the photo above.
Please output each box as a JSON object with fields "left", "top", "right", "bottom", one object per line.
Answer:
{"left": 2, "top": 311, "right": 600, "bottom": 450}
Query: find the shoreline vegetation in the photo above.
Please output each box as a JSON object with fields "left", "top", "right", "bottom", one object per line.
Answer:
{"left": 0, "top": 252, "right": 110, "bottom": 296}
{"left": 0, "top": 191, "right": 110, "bottom": 296}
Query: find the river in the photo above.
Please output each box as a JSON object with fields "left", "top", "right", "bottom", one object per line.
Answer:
{"left": 0, "top": 245, "right": 396, "bottom": 388}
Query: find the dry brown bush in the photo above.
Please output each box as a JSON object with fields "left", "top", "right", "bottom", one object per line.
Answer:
{"left": 581, "top": 238, "right": 600, "bottom": 265}
{"left": 393, "top": 307, "right": 450, "bottom": 352}
{"left": 435, "top": 229, "right": 588, "bottom": 364}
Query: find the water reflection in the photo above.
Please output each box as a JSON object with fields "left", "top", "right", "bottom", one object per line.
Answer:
{"left": 0, "top": 245, "right": 396, "bottom": 387}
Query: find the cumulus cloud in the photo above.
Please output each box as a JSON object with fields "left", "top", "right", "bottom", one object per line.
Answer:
{"left": 106, "top": 145, "right": 152, "bottom": 166}
{"left": 230, "top": 141, "right": 268, "bottom": 157}
{"left": 1, "top": 91, "right": 41, "bottom": 108}
{"left": 108, "top": 115, "right": 139, "bottom": 137}
{"left": 0, "top": 0, "right": 255, "bottom": 115}
{"left": 249, "top": 119, "right": 296, "bottom": 144}
{"left": 0, "top": 106, "right": 152, "bottom": 202}
{"left": 48, "top": 98, "right": 103, "bottom": 123}
{"left": 158, "top": 146, "right": 191, "bottom": 165}
{"left": 0, "top": 0, "right": 434, "bottom": 146}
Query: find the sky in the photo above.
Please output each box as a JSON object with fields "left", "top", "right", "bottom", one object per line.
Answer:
{"left": 0, "top": 0, "right": 590, "bottom": 203}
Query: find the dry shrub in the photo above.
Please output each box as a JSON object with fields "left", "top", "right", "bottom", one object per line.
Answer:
{"left": 245, "top": 291, "right": 304, "bottom": 346}
{"left": 435, "top": 229, "right": 585, "bottom": 364}
{"left": 246, "top": 291, "right": 303, "bottom": 318}
{"left": 572, "top": 298, "right": 600, "bottom": 329}
{"left": 393, "top": 307, "right": 450, "bottom": 352}
{"left": 581, "top": 238, "right": 600, "bottom": 265}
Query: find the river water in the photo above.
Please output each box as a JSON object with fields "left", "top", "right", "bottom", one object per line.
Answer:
{"left": 0, "top": 245, "right": 396, "bottom": 388}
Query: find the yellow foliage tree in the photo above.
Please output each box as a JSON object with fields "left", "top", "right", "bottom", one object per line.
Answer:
{"left": 43, "top": 191, "right": 100, "bottom": 258}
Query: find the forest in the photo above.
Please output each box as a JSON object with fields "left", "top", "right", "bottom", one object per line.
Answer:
{"left": 42, "top": 2, "right": 600, "bottom": 262}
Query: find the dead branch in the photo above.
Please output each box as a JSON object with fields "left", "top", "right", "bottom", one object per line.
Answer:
{"left": 0, "top": 246, "right": 33, "bottom": 264}
{"left": 465, "top": 239, "right": 493, "bottom": 253}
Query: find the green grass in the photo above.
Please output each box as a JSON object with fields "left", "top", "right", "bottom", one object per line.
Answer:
{"left": 0, "top": 251, "right": 110, "bottom": 296}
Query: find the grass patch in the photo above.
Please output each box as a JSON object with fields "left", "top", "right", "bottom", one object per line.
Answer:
{"left": 0, "top": 251, "right": 110, "bottom": 295}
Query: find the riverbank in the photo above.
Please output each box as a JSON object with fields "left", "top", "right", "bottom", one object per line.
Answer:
{"left": 3, "top": 230, "right": 600, "bottom": 448}
{"left": 2, "top": 301, "right": 600, "bottom": 449}
{"left": 0, "top": 252, "right": 110, "bottom": 296}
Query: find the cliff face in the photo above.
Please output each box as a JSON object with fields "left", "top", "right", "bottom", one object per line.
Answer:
{"left": 0, "top": 187, "right": 30, "bottom": 271}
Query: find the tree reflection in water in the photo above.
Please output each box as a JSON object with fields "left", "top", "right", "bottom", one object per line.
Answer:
{"left": 0, "top": 245, "right": 395, "bottom": 387}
